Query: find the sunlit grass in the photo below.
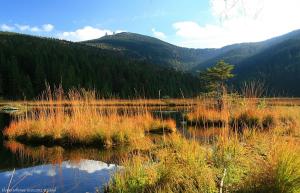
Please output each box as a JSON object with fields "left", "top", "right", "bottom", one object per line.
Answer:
{"left": 3, "top": 88, "right": 176, "bottom": 147}
{"left": 2, "top": 88, "right": 300, "bottom": 193}
{"left": 106, "top": 96, "right": 300, "bottom": 193}
{"left": 107, "top": 134, "right": 218, "bottom": 193}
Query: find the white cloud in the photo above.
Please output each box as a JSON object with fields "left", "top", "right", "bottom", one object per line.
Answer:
{"left": 152, "top": 28, "right": 166, "bottom": 39}
{"left": 42, "top": 24, "right": 54, "bottom": 32}
{"left": 59, "top": 26, "right": 118, "bottom": 41}
{"left": 115, "top": 30, "right": 126, "bottom": 34}
{"left": 2, "top": 23, "right": 54, "bottom": 33}
{"left": 64, "top": 160, "right": 116, "bottom": 173}
{"left": 1, "top": 24, "right": 14, "bottom": 31}
{"left": 173, "top": 0, "right": 300, "bottom": 48}
{"left": 46, "top": 168, "right": 56, "bottom": 177}
{"left": 15, "top": 24, "right": 30, "bottom": 31}
{"left": 30, "top": 26, "right": 41, "bottom": 32}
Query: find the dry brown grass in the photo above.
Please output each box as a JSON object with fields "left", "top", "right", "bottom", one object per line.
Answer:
{"left": 186, "top": 106, "right": 228, "bottom": 127}
{"left": 186, "top": 97, "right": 300, "bottom": 135}
{"left": 106, "top": 95, "right": 300, "bottom": 193}
{"left": 3, "top": 88, "right": 176, "bottom": 147}
{"left": 2, "top": 88, "right": 300, "bottom": 193}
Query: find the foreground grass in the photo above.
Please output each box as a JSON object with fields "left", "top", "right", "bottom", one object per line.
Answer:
{"left": 107, "top": 134, "right": 218, "bottom": 193}
{"left": 106, "top": 132, "right": 300, "bottom": 193}
{"left": 106, "top": 97, "right": 300, "bottom": 193}
{"left": 2, "top": 89, "right": 300, "bottom": 192}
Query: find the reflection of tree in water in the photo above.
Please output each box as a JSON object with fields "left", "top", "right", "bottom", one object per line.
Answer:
{"left": 0, "top": 113, "right": 15, "bottom": 170}
{"left": 4, "top": 141, "right": 129, "bottom": 165}
{"left": 0, "top": 113, "right": 11, "bottom": 134}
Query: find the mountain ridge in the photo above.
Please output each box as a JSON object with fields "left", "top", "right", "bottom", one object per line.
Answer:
{"left": 1, "top": 29, "right": 300, "bottom": 97}
{"left": 0, "top": 32, "right": 202, "bottom": 99}
{"left": 83, "top": 30, "right": 300, "bottom": 96}
{"left": 83, "top": 29, "right": 300, "bottom": 72}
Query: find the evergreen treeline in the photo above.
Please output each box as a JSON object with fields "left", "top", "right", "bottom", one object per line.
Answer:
{"left": 85, "top": 31, "right": 300, "bottom": 97}
{"left": 233, "top": 39, "right": 300, "bottom": 96}
{"left": 0, "top": 32, "right": 202, "bottom": 99}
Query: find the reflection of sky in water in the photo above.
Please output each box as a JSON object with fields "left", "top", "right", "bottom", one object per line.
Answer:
{"left": 0, "top": 160, "right": 117, "bottom": 193}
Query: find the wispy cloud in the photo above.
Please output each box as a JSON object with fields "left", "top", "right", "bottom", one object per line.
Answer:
{"left": 0, "top": 24, "right": 14, "bottom": 31}
{"left": 58, "top": 26, "right": 123, "bottom": 42}
{"left": 173, "top": 0, "right": 300, "bottom": 48}
{"left": 152, "top": 28, "right": 166, "bottom": 39}
{"left": 15, "top": 24, "right": 30, "bottom": 31}
{"left": 3, "top": 23, "right": 55, "bottom": 33}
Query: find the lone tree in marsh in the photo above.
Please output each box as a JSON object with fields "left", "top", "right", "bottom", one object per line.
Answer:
{"left": 200, "top": 60, "right": 234, "bottom": 93}
{"left": 200, "top": 60, "right": 234, "bottom": 110}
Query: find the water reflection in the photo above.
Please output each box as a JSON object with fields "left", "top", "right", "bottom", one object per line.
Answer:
{"left": 0, "top": 109, "right": 224, "bottom": 192}
{"left": 0, "top": 140, "right": 127, "bottom": 193}
{"left": 3, "top": 141, "right": 128, "bottom": 166}
{"left": 0, "top": 160, "right": 117, "bottom": 193}
{"left": 181, "top": 126, "right": 225, "bottom": 144}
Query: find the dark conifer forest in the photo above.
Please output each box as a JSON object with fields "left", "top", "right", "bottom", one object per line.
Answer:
{"left": 0, "top": 32, "right": 202, "bottom": 99}
{"left": 1, "top": 29, "right": 300, "bottom": 99}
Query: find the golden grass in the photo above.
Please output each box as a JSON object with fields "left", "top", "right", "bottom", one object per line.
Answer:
{"left": 186, "top": 97, "right": 300, "bottom": 135}
{"left": 107, "top": 134, "right": 217, "bottom": 193}
{"left": 3, "top": 88, "right": 176, "bottom": 147}
{"left": 2, "top": 88, "right": 300, "bottom": 193}
{"left": 106, "top": 96, "right": 300, "bottom": 193}
{"left": 186, "top": 106, "right": 228, "bottom": 127}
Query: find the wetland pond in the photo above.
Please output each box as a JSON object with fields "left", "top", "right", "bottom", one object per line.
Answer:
{"left": 0, "top": 109, "right": 221, "bottom": 193}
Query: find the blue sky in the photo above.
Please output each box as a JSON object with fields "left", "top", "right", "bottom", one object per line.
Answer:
{"left": 1, "top": 0, "right": 300, "bottom": 48}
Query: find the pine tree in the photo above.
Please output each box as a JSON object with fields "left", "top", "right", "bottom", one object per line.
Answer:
{"left": 200, "top": 60, "right": 234, "bottom": 92}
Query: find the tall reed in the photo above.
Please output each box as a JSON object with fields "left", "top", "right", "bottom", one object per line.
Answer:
{"left": 3, "top": 87, "right": 176, "bottom": 147}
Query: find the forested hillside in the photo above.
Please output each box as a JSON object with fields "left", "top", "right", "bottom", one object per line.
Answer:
{"left": 1, "top": 29, "right": 300, "bottom": 99}
{"left": 85, "top": 30, "right": 300, "bottom": 96}
{"left": 0, "top": 32, "right": 202, "bottom": 99}
{"left": 233, "top": 39, "right": 300, "bottom": 96}
{"left": 83, "top": 32, "right": 217, "bottom": 71}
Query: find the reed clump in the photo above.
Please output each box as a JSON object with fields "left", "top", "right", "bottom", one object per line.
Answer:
{"left": 3, "top": 88, "right": 176, "bottom": 147}
{"left": 236, "top": 137, "right": 300, "bottom": 193}
{"left": 212, "top": 138, "right": 251, "bottom": 191}
{"left": 106, "top": 134, "right": 217, "bottom": 193}
{"left": 230, "top": 109, "right": 278, "bottom": 131}
{"left": 186, "top": 106, "right": 227, "bottom": 127}
{"left": 186, "top": 97, "right": 299, "bottom": 135}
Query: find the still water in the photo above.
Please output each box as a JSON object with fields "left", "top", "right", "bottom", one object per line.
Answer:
{"left": 0, "top": 113, "right": 125, "bottom": 193}
{"left": 0, "top": 111, "right": 221, "bottom": 193}
{"left": 0, "top": 160, "right": 116, "bottom": 193}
